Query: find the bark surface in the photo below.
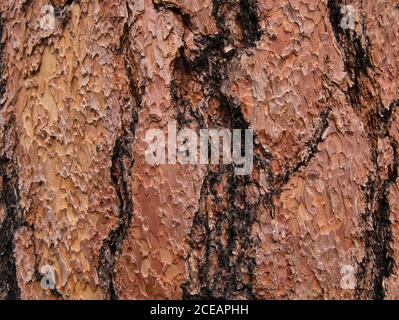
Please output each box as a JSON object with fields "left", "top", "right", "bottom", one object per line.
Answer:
{"left": 0, "top": 0, "right": 399, "bottom": 300}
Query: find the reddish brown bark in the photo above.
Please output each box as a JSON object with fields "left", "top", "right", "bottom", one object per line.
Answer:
{"left": 0, "top": 0, "right": 399, "bottom": 300}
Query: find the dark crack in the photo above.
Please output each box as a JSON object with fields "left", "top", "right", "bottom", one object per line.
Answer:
{"left": 178, "top": 0, "right": 332, "bottom": 299}
{"left": 327, "top": 0, "right": 396, "bottom": 300}
{"left": 153, "top": 0, "right": 192, "bottom": 28}
{"left": 0, "top": 117, "right": 22, "bottom": 300}
{"left": 172, "top": 0, "right": 261, "bottom": 299}
{"left": 0, "top": 12, "right": 22, "bottom": 300}
{"left": 261, "top": 107, "right": 332, "bottom": 218}
{"left": 97, "top": 10, "right": 142, "bottom": 300}
{"left": 356, "top": 101, "right": 399, "bottom": 300}
{"left": 238, "top": 0, "right": 261, "bottom": 46}
{"left": 327, "top": 0, "right": 372, "bottom": 107}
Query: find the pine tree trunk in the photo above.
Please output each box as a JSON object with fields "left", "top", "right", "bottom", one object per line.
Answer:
{"left": 1, "top": 0, "right": 399, "bottom": 300}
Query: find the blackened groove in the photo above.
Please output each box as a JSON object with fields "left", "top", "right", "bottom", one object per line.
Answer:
{"left": 0, "top": 12, "right": 22, "bottom": 300}
{"left": 98, "top": 11, "right": 141, "bottom": 300}
{"left": 178, "top": 0, "right": 261, "bottom": 299}
{"left": 327, "top": 0, "right": 397, "bottom": 300}
{"left": 327, "top": 0, "right": 372, "bottom": 107}
{"left": 356, "top": 102, "right": 398, "bottom": 300}
{"left": 0, "top": 121, "right": 22, "bottom": 300}
{"left": 238, "top": 0, "right": 261, "bottom": 46}
{"left": 262, "top": 107, "right": 332, "bottom": 218}
{"left": 153, "top": 0, "right": 192, "bottom": 28}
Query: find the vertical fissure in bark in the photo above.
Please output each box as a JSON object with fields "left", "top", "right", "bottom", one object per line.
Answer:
{"left": 356, "top": 100, "right": 398, "bottom": 300}
{"left": 327, "top": 0, "right": 372, "bottom": 107}
{"left": 153, "top": 0, "right": 192, "bottom": 28}
{"left": 173, "top": 0, "right": 262, "bottom": 299}
{"left": 0, "top": 145, "right": 22, "bottom": 300}
{"left": 261, "top": 106, "right": 332, "bottom": 218}
{"left": 175, "top": 0, "right": 332, "bottom": 298}
{"left": 327, "top": 0, "right": 397, "bottom": 299}
{"left": 237, "top": 0, "right": 261, "bottom": 46}
{"left": 98, "top": 11, "right": 142, "bottom": 299}
{"left": 0, "top": 122, "right": 22, "bottom": 300}
{"left": 0, "top": 13, "right": 22, "bottom": 300}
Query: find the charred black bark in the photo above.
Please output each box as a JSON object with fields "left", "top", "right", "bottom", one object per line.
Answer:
{"left": 175, "top": 0, "right": 261, "bottom": 299}
{"left": 356, "top": 101, "right": 398, "bottom": 300}
{"left": 0, "top": 13, "right": 22, "bottom": 300}
{"left": 327, "top": 0, "right": 397, "bottom": 300}
{"left": 238, "top": 0, "right": 261, "bottom": 46}
{"left": 98, "top": 10, "right": 142, "bottom": 299}
{"left": 0, "top": 118, "right": 22, "bottom": 300}
{"left": 327, "top": 0, "right": 372, "bottom": 107}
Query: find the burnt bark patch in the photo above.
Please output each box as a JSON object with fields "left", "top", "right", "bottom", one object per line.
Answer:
{"left": 0, "top": 12, "right": 22, "bottom": 299}
{"left": 356, "top": 103, "right": 398, "bottom": 300}
{"left": 327, "top": 1, "right": 397, "bottom": 300}
{"left": 178, "top": 0, "right": 261, "bottom": 299}
{"left": 97, "top": 15, "right": 142, "bottom": 299}
{"left": 0, "top": 117, "right": 22, "bottom": 300}
{"left": 327, "top": 0, "right": 372, "bottom": 107}
{"left": 237, "top": 0, "right": 261, "bottom": 46}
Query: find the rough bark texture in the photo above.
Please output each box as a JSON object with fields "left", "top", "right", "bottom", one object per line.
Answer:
{"left": 0, "top": 0, "right": 398, "bottom": 300}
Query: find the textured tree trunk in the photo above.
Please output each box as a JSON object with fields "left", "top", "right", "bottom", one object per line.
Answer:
{"left": 0, "top": 0, "right": 399, "bottom": 300}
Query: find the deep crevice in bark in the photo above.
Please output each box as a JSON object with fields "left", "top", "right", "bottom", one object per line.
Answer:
{"left": 0, "top": 13, "right": 22, "bottom": 300}
{"left": 327, "top": 0, "right": 372, "bottom": 108}
{"left": 176, "top": 0, "right": 334, "bottom": 299}
{"left": 237, "top": 0, "right": 261, "bottom": 46}
{"left": 327, "top": 0, "right": 396, "bottom": 300}
{"left": 98, "top": 9, "right": 141, "bottom": 299}
{"left": 261, "top": 107, "right": 332, "bottom": 218}
{"left": 356, "top": 101, "right": 398, "bottom": 300}
{"left": 174, "top": 0, "right": 261, "bottom": 299}
{"left": 153, "top": 0, "right": 192, "bottom": 28}
{"left": 0, "top": 117, "right": 22, "bottom": 300}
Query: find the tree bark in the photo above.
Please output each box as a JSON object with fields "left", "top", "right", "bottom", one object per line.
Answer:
{"left": 0, "top": 0, "right": 399, "bottom": 300}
